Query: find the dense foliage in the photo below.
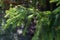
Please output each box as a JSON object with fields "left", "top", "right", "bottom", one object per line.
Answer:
{"left": 0, "top": 0, "right": 60, "bottom": 40}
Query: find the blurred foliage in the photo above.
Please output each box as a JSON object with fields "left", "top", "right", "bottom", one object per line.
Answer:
{"left": 3, "top": 5, "right": 37, "bottom": 35}
{"left": 0, "top": 0, "right": 60, "bottom": 40}
{"left": 3, "top": 5, "right": 60, "bottom": 40}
